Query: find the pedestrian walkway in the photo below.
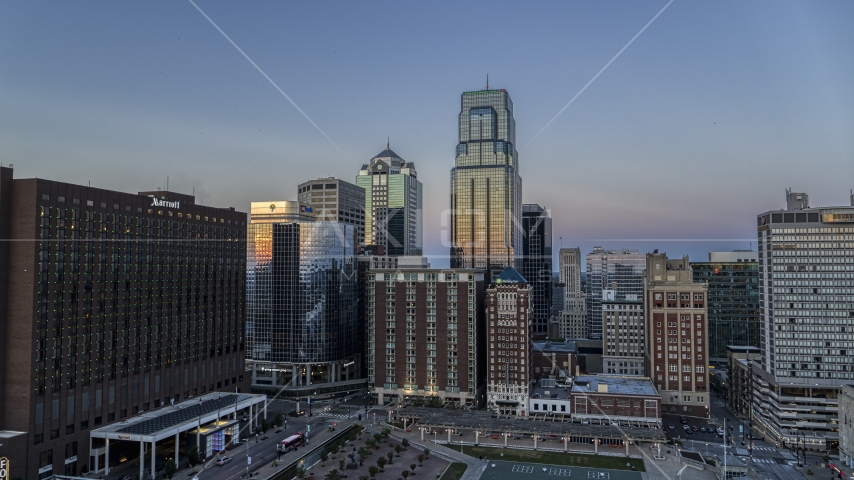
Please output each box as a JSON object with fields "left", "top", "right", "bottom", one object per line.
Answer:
{"left": 313, "top": 412, "right": 349, "bottom": 419}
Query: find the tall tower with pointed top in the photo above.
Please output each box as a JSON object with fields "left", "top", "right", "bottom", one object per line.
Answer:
{"left": 357, "top": 145, "right": 423, "bottom": 256}
{"left": 450, "top": 87, "right": 522, "bottom": 278}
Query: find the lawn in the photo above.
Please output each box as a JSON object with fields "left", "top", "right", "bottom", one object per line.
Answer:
{"left": 459, "top": 446, "right": 645, "bottom": 472}
{"left": 439, "top": 462, "right": 468, "bottom": 480}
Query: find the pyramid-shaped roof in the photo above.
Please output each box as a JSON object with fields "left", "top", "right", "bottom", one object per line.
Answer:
{"left": 494, "top": 266, "right": 527, "bottom": 284}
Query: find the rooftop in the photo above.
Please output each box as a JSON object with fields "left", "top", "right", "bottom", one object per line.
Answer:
{"left": 532, "top": 339, "right": 577, "bottom": 354}
{"left": 493, "top": 266, "right": 527, "bottom": 284}
{"left": 571, "top": 375, "right": 659, "bottom": 397}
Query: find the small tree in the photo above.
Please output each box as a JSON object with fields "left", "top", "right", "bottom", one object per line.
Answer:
{"left": 325, "top": 470, "right": 340, "bottom": 480}
{"left": 423, "top": 449, "right": 429, "bottom": 458}
{"left": 261, "top": 419, "right": 270, "bottom": 434}
{"left": 377, "top": 457, "right": 387, "bottom": 471}
{"left": 401, "top": 471, "right": 410, "bottom": 480}
{"left": 381, "top": 428, "right": 391, "bottom": 441}
{"left": 295, "top": 465, "right": 306, "bottom": 480}
{"left": 401, "top": 438, "right": 409, "bottom": 448}
{"left": 358, "top": 447, "right": 369, "bottom": 460}
{"left": 394, "top": 444, "right": 402, "bottom": 455}
{"left": 320, "top": 451, "right": 329, "bottom": 463}
{"left": 410, "top": 464, "right": 417, "bottom": 473}
{"left": 164, "top": 460, "right": 176, "bottom": 480}
{"left": 374, "top": 433, "right": 383, "bottom": 444}
{"left": 417, "top": 455, "right": 424, "bottom": 465}
{"left": 188, "top": 448, "right": 199, "bottom": 471}
{"left": 339, "top": 459, "right": 345, "bottom": 470}
{"left": 366, "top": 439, "right": 377, "bottom": 450}
{"left": 387, "top": 451, "right": 394, "bottom": 464}
{"left": 275, "top": 414, "right": 284, "bottom": 428}
{"left": 368, "top": 466, "right": 379, "bottom": 479}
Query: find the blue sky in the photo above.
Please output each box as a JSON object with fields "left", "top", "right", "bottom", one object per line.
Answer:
{"left": 1, "top": 1, "right": 852, "bottom": 269}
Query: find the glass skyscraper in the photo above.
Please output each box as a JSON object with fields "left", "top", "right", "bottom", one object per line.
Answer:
{"left": 450, "top": 88, "right": 522, "bottom": 277}
{"left": 521, "top": 204, "right": 552, "bottom": 334}
{"left": 356, "top": 145, "right": 422, "bottom": 256}
{"left": 246, "top": 201, "right": 360, "bottom": 394}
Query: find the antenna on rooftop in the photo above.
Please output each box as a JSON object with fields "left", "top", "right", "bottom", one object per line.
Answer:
{"left": 486, "top": 73, "right": 489, "bottom": 90}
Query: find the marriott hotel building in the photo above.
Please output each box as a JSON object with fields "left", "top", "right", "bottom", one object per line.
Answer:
{"left": 0, "top": 167, "right": 248, "bottom": 480}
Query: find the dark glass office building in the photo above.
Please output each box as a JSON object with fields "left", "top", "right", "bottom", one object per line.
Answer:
{"left": 0, "top": 167, "right": 248, "bottom": 480}
{"left": 691, "top": 251, "right": 760, "bottom": 362}
{"left": 521, "top": 204, "right": 552, "bottom": 334}
{"left": 247, "top": 202, "right": 360, "bottom": 395}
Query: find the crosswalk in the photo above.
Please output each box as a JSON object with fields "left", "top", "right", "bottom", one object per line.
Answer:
{"left": 314, "top": 412, "right": 350, "bottom": 419}
{"left": 752, "top": 447, "right": 776, "bottom": 451}
{"left": 752, "top": 458, "right": 776, "bottom": 464}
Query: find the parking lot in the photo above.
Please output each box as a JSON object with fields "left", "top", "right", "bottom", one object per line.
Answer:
{"left": 661, "top": 414, "right": 724, "bottom": 444}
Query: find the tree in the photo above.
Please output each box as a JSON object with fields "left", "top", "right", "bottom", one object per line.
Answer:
{"left": 368, "top": 466, "right": 379, "bottom": 479}
{"left": 423, "top": 449, "right": 429, "bottom": 458}
{"left": 275, "top": 414, "right": 284, "bottom": 428}
{"left": 320, "top": 451, "right": 329, "bottom": 463}
{"left": 325, "top": 470, "right": 340, "bottom": 480}
{"left": 401, "top": 471, "right": 410, "bottom": 480}
{"left": 295, "top": 465, "right": 306, "bottom": 480}
{"left": 377, "top": 457, "right": 387, "bottom": 471}
{"left": 410, "top": 464, "right": 416, "bottom": 473}
{"left": 387, "top": 451, "right": 394, "bottom": 464}
{"left": 164, "top": 460, "right": 176, "bottom": 480}
{"left": 366, "top": 439, "right": 377, "bottom": 450}
{"left": 358, "top": 447, "right": 369, "bottom": 460}
{"left": 394, "top": 444, "right": 402, "bottom": 455}
{"left": 373, "top": 433, "right": 383, "bottom": 444}
{"left": 417, "top": 455, "right": 424, "bottom": 465}
{"left": 261, "top": 419, "right": 270, "bottom": 434}
{"left": 188, "top": 448, "right": 199, "bottom": 471}
{"left": 401, "top": 439, "right": 409, "bottom": 448}
{"left": 381, "top": 428, "right": 391, "bottom": 441}
{"left": 339, "top": 459, "right": 345, "bottom": 471}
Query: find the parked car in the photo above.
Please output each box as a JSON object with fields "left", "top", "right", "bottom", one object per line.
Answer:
{"left": 684, "top": 428, "right": 692, "bottom": 434}
{"left": 668, "top": 424, "right": 675, "bottom": 430}
{"left": 699, "top": 427, "right": 706, "bottom": 433}
{"left": 119, "top": 475, "right": 133, "bottom": 480}
{"left": 679, "top": 417, "right": 687, "bottom": 424}
{"left": 216, "top": 456, "right": 231, "bottom": 466}
{"left": 691, "top": 426, "right": 698, "bottom": 432}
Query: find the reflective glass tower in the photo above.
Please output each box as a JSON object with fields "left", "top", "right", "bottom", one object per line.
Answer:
{"left": 356, "top": 145, "right": 422, "bottom": 256}
{"left": 450, "top": 88, "right": 522, "bottom": 277}
{"left": 246, "top": 201, "right": 359, "bottom": 393}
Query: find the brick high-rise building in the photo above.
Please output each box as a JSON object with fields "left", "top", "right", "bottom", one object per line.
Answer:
{"left": 0, "top": 167, "right": 248, "bottom": 480}
{"left": 643, "top": 252, "right": 710, "bottom": 418}
{"left": 485, "top": 267, "right": 532, "bottom": 416}
{"left": 366, "top": 266, "right": 485, "bottom": 406}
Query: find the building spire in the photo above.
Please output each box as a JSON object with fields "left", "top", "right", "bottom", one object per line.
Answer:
{"left": 486, "top": 73, "right": 489, "bottom": 90}
{"left": 387, "top": 136, "right": 390, "bottom": 150}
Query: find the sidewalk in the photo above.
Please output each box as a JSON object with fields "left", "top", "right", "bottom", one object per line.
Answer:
{"left": 384, "top": 424, "right": 485, "bottom": 480}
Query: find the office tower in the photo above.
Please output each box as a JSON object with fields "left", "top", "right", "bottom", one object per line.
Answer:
{"left": 297, "top": 177, "right": 366, "bottom": 245}
{"left": 585, "top": 247, "right": 645, "bottom": 340}
{"left": 366, "top": 266, "right": 485, "bottom": 406}
{"left": 356, "top": 144, "right": 422, "bottom": 256}
{"left": 485, "top": 267, "right": 532, "bottom": 416}
{"left": 643, "top": 252, "right": 710, "bottom": 418}
{"left": 559, "top": 247, "right": 587, "bottom": 339}
{"left": 521, "top": 204, "right": 553, "bottom": 334}
{"left": 450, "top": 87, "right": 523, "bottom": 278}
{"left": 0, "top": 167, "right": 247, "bottom": 480}
{"left": 602, "top": 297, "right": 645, "bottom": 375}
{"left": 246, "top": 201, "right": 360, "bottom": 394}
{"left": 752, "top": 190, "right": 854, "bottom": 449}
{"left": 691, "top": 251, "right": 760, "bottom": 361}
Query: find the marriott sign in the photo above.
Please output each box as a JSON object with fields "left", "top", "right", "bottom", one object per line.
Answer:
{"left": 151, "top": 197, "right": 180, "bottom": 209}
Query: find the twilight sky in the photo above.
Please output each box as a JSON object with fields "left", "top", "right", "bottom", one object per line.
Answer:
{"left": 1, "top": 1, "right": 852, "bottom": 269}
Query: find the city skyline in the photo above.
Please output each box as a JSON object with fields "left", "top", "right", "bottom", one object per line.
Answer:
{"left": 2, "top": 2, "right": 852, "bottom": 270}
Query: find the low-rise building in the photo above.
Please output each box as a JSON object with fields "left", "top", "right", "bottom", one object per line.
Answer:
{"left": 602, "top": 298, "right": 645, "bottom": 375}
{"left": 726, "top": 346, "right": 760, "bottom": 418}
{"left": 570, "top": 375, "right": 661, "bottom": 427}
{"left": 532, "top": 340, "right": 576, "bottom": 381}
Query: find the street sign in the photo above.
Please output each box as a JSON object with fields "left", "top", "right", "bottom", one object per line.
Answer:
{"left": 247, "top": 457, "right": 252, "bottom": 465}
{"left": 307, "top": 398, "right": 311, "bottom": 405}
{"left": 0, "top": 457, "right": 9, "bottom": 480}
{"left": 739, "top": 425, "right": 743, "bottom": 433}
{"left": 307, "top": 424, "right": 311, "bottom": 432}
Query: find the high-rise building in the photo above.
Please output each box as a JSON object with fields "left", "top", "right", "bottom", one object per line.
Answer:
{"left": 356, "top": 145, "right": 422, "bottom": 256}
{"left": 521, "top": 204, "right": 552, "bottom": 334}
{"left": 246, "top": 201, "right": 360, "bottom": 395}
{"left": 366, "top": 266, "right": 485, "bottom": 406}
{"left": 586, "top": 247, "right": 645, "bottom": 340}
{"left": 751, "top": 190, "right": 854, "bottom": 449}
{"left": 297, "top": 178, "right": 365, "bottom": 245}
{"left": 643, "top": 252, "right": 710, "bottom": 418}
{"left": 691, "top": 251, "right": 759, "bottom": 361}
{"left": 485, "top": 267, "right": 532, "bottom": 416}
{"left": 0, "top": 168, "right": 248, "bottom": 480}
{"left": 602, "top": 298, "right": 645, "bottom": 375}
{"left": 450, "top": 88, "right": 522, "bottom": 279}
{"left": 559, "top": 247, "right": 587, "bottom": 338}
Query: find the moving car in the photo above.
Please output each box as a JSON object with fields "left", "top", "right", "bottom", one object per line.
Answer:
{"left": 216, "top": 456, "right": 231, "bottom": 466}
